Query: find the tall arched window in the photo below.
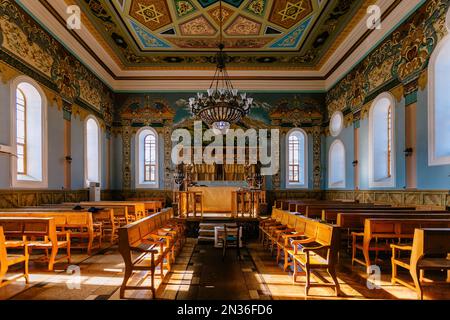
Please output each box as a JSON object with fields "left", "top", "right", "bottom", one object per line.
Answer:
{"left": 369, "top": 92, "right": 395, "bottom": 187}
{"left": 11, "top": 78, "right": 47, "bottom": 188}
{"left": 84, "top": 116, "right": 101, "bottom": 187}
{"left": 328, "top": 140, "right": 346, "bottom": 188}
{"left": 144, "top": 133, "right": 157, "bottom": 182}
{"left": 286, "top": 129, "right": 308, "bottom": 188}
{"left": 136, "top": 127, "right": 159, "bottom": 188}
{"left": 428, "top": 15, "right": 450, "bottom": 165}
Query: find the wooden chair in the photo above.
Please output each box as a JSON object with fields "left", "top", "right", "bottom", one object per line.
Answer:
{"left": 391, "top": 228, "right": 450, "bottom": 299}
{"left": 221, "top": 224, "right": 241, "bottom": 260}
{"left": 0, "top": 226, "right": 29, "bottom": 288}
{"left": 289, "top": 223, "right": 341, "bottom": 296}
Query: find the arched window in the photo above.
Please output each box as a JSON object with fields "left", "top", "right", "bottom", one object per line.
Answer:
{"left": 136, "top": 127, "right": 159, "bottom": 188}
{"left": 11, "top": 78, "right": 47, "bottom": 188}
{"left": 85, "top": 116, "right": 101, "bottom": 187}
{"left": 144, "top": 133, "right": 157, "bottom": 182}
{"left": 369, "top": 92, "right": 395, "bottom": 187}
{"left": 286, "top": 129, "right": 308, "bottom": 188}
{"left": 328, "top": 140, "right": 346, "bottom": 188}
{"left": 428, "top": 15, "right": 450, "bottom": 165}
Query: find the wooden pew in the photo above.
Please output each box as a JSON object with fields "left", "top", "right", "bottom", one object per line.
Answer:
{"left": 0, "top": 226, "right": 29, "bottom": 288}
{"left": 118, "top": 208, "right": 183, "bottom": 299}
{"left": 127, "top": 198, "right": 165, "bottom": 214}
{"left": 262, "top": 208, "right": 341, "bottom": 296}
{"left": 0, "top": 211, "right": 101, "bottom": 255}
{"left": 352, "top": 218, "right": 450, "bottom": 271}
{"left": 4, "top": 206, "right": 117, "bottom": 245}
{"left": 322, "top": 207, "right": 421, "bottom": 223}
{"left": 391, "top": 228, "right": 450, "bottom": 299}
{"left": 0, "top": 217, "right": 70, "bottom": 271}
{"left": 80, "top": 202, "right": 145, "bottom": 221}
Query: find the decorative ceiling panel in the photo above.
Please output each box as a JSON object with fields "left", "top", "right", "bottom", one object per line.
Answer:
{"left": 75, "top": 0, "right": 368, "bottom": 68}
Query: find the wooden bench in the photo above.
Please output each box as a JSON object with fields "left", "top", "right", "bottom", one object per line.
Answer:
{"left": 322, "top": 207, "right": 421, "bottom": 223}
{"left": 391, "top": 228, "right": 450, "bottom": 299}
{"left": 127, "top": 198, "right": 165, "bottom": 214}
{"left": 336, "top": 212, "right": 450, "bottom": 250}
{"left": 118, "top": 208, "right": 184, "bottom": 299}
{"left": 5, "top": 206, "right": 117, "bottom": 245}
{"left": 0, "top": 211, "right": 101, "bottom": 255}
{"left": 352, "top": 219, "right": 450, "bottom": 271}
{"left": 0, "top": 217, "right": 70, "bottom": 271}
{"left": 261, "top": 208, "right": 341, "bottom": 296}
{"left": 0, "top": 226, "right": 29, "bottom": 288}
{"left": 80, "top": 202, "right": 146, "bottom": 222}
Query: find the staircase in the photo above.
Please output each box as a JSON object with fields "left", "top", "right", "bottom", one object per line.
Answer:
{"left": 198, "top": 223, "right": 217, "bottom": 243}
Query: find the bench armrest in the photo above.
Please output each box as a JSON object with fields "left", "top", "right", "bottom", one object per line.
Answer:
{"left": 390, "top": 244, "right": 412, "bottom": 251}
{"left": 351, "top": 232, "right": 364, "bottom": 238}
{"left": 291, "top": 238, "right": 315, "bottom": 246}
{"left": 302, "top": 245, "right": 330, "bottom": 253}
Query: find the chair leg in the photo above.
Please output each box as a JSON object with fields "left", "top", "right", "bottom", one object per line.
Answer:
{"left": 305, "top": 267, "right": 311, "bottom": 296}
{"left": 328, "top": 268, "right": 340, "bottom": 297}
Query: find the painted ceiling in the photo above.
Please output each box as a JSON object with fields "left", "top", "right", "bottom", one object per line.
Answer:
{"left": 76, "top": 0, "right": 367, "bottom": 68}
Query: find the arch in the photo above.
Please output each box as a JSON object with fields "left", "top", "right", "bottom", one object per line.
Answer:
{"left": 428, "top": 28, "right": 450, "bottom": 166}
{"left": 368, "top": 92, "right": 396, "bottom": 188}
{"left": 10, "top": 75, "right": 48, "bottom": 188}
{"left": 84, "top": 115, "right": 101, "bottom": 188}
{"left": 328, "top": 139, "right": 346, "bottom": 188}
{"left": 135, "top": 126, "right": 159, "bottom": 189}
{"left": 285, "top": 128, "right": 308, "bottom": 189}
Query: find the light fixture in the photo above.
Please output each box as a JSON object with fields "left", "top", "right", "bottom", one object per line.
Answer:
{"left": 189, "top": 0, "right": 253, "bottom": 134}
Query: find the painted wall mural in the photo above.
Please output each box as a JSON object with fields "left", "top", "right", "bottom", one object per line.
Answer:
{"left": 326, "top": 0, "right": 450, "bottom": 117}
{"left": 0, "top": 0, "right": 114, "bottom": 125}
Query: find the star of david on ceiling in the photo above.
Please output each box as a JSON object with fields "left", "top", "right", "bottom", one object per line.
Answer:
{"left": 278, "top": 1, "right": 305, "bottom": 22}
{"left": 136, "top": 3, "right": 163, "bottom": 24}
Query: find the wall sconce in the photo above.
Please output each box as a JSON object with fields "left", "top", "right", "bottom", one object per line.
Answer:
{"left": 352, "top": 160, "right": 358, "bottom": 167}
{"left": 65, "top": 156, "right": 72, "bottom": 164}
{"left": 404, "top": 148, "right": 413, "bottom": 157}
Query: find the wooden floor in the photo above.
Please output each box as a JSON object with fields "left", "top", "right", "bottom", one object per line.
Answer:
{"left": 1, "top": 239, "right": 449, "bottom": 300}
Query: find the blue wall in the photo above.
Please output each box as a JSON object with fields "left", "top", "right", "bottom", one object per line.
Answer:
{"left": 416, "top": 87, "right": 450, "bottom": 189}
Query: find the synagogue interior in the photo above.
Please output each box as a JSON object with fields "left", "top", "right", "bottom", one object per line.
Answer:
{"left": 0, "top": 0, "right": 449, "bottom": 304}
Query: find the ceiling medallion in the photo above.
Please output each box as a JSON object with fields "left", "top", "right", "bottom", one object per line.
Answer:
{"left": 189, "top": 0, "right": 253, "bottom": 135}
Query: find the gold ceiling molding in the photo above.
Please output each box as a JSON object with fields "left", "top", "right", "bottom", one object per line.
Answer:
{"left": 316, "top": 0, "right": 378, "bottom": 69}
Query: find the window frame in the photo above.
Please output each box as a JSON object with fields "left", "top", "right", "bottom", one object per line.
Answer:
{"left": 428, "top": 13, "right": 450, "bottom": 166}
{"left": 368, "top": 92, "right": 396, "bottom": 188}
{"left": 10, "top": 76, "right": 48, "bottom": 189}
{"left": 285, "top": 128, "right": 308, "bottom": 189}
{"left": 84, "top": 115, "right": 102, "bottom": 188}
{"left": 328, "top": 139, "right": 346, "bottom": 189}
{"left": 135, "top": 127, "right": 160, "bottom": 189}
{"left": 16, "top": 88, "right": 27, "bottom": 175}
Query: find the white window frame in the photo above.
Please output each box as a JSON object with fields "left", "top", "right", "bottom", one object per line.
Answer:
{"left": 84, "top": 115, "right": 102, "bottom": 188}
{"left": 368, "top": 92, "right": 396, "bottom": 188}
{"left": 329, "top": 111, "right": 344, "bottom": 137}
{"left": 328, "top": 139, "right": 346, "bottom": 189}
{"left": 285, "top": 128, "right": 308, "bottom": 189}
{"left": 428, "top": 10, "right": 450, "bottom": 166}
{"left": 135, "top": 127, "right": 159, "bottom": 189}
{"left": 10, "top": 76, "right": 48, "bottom": 189}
